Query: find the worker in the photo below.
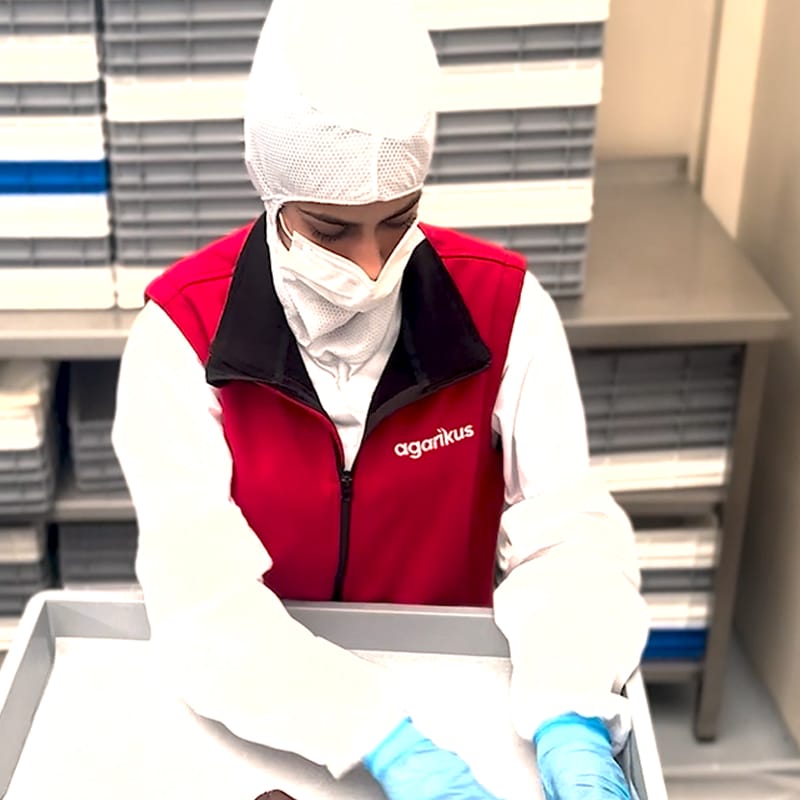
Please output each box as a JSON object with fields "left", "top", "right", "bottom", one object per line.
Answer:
{"left": 112, "top": 1, "right": 649, "bottom": 798}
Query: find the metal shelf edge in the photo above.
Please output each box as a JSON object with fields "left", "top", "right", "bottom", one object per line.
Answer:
{"left": 642, "top": 660, "right": 703, "bottom": 683}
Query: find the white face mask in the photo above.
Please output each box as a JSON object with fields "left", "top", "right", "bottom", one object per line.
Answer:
{"left": 267, "top": 211, "right": 426, "bottom": 369}
{"left": 276, "top": 211, "right": 426, "bottom": 312}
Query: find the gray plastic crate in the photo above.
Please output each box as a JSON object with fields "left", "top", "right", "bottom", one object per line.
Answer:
{"left": 0, "top": 445, "right": 48, "bottom": 475}
{"left": 59, "top": 562, "right": 137, "bottom": 582}
{"left": 73, "top": 458, "right": 123, "bottom": 478}
{"left": 109, "top": 151, "right": 250, "bottom": 193}
{"left": 0, "top": 558, "right": 51, "bottom": 586}
{"left": 574, "top": 346, "right": 743, "bottom": 454}
{"left": 100, "top": 10, "right": 604, "bottom": 75}
{"left": 641, "top": 569, "right": 714, "bottom": 593}
{"left": 588, "top": 418, "right": 735, "bottom": 455}
{"left": 0, "top": 82, "right": 103, "bottom": 115}
{"left": 60, "top": 543, "right": 135, "bottom": 558}
{"left": 72, "top": 444, "right": 117, "bottom": 463}
{"left": 111, "top": 192, "right": 260, "bottom": 226}
{"left": 115, "top": 219, "right": 589, "bottom": 300}
{"left": 573, "top": 346, "right": 744, "bottom": 387}
{"left": 71, "top": 434, "right": 113, "bottom": 455}
{"left": 582, "top": 381, "right": 740, "bottom": 418}
{"left": 59, "top": 522, "right": 136, "bottom": 546}
{"left": 101, "top": 0, "right": 270, "bottom": 24}
{"left": 68, "top": 360, "right": 118, "bottom": 446}
{"left": 0, "top": 466, "right": 51, "bottom": 488}
{"left": 101, "top": 24, "right": 261, "bottom": 75}
{"left": 0, "top": 238, "right": 112, "bottom": 267}
{"left": 68, "top": 360, "right": 127, "bottom": 491}
{"left": 59, "top": 520, "right": 135, "bottom": 535}
{"left": 115, "top": 223, "right": 230, "bottom": 266}
{"left": 114, "top": 220, "right": 588, "bottom": 301}
{"left": 74, "top": 479, "right": 128, "bottom": 494}
{"left": 434, "top": 107, "right": 596, "bottom": 174}
{"left": 0, "top": 436, "right": 55, "bottom": 516}
{"left": 72, "top": 469, "right": 123, "bottom": 492}
{"left": 431, "top": 23, "right": 603, "bottom": 65}
{"left": 462, "top": 223, "right": 589, "bottom": 298}
{"left": 58, "top": 522, "right": 137, "bottom": 582}
{"left": 0, "top": 595, "right": 40, "bottom": 615}
{"left": 107, "top": 106, "right": 596, "bottom": 192}
{"left": 0, "top": 0, "right": 98, "bottom": 34}
{"left": 0, "top": 472, "right": 54, "bottom": 512}
{"left": 107, "top": 118, "right": 241, "bottom": 149}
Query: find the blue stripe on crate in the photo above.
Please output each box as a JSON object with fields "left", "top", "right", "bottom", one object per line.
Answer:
{"left": 643, "top": 629, "right": 708, "bottom": 661}
{"left": 0, "top": 161, "right": 108, "bottom": 194}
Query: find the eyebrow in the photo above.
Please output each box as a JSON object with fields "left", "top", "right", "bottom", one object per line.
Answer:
{"left": 298, "top": 192, "right": 422, "bottom": 226}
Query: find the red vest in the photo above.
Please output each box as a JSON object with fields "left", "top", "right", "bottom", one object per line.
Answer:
{"left": 146, "top": 215, "right": 526, "bottom": 607}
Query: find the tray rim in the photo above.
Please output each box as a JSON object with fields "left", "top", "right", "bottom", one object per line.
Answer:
{"left": 0, "top": 590, "right": 667, "bottom": 800}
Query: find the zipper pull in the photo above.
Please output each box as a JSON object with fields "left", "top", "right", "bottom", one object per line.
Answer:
{"left": 340, "top": 470, "right": 353, "bottom": 498}
{"left": 333, "top": 470, "right": 355, "bottom": 602}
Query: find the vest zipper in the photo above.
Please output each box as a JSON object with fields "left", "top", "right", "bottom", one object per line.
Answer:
{"left": 332, "top": 469, "right": 354, "bottom": 601}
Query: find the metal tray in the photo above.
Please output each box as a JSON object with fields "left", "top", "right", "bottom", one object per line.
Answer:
{"left": 0, "top": 591, "right": 666, "bottom": 800}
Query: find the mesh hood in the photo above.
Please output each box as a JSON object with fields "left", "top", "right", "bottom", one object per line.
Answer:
{"left": 244, "top": 0, "right": 439, "bottom": 222}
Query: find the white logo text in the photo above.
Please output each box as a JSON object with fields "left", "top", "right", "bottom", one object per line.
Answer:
{"left": 394, "top": 425, "right": 475, "bottom": 460}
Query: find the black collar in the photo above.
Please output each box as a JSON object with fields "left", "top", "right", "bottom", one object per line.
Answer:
{"left": 206, "top": 213, "right": 491, "bottom": 436}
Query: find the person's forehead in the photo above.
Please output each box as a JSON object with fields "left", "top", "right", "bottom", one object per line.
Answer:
{"left": 295, "top": 191, "right": 421, "bottom": 223}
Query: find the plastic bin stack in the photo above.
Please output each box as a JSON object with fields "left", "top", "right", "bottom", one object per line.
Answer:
{"left": 636, "top": 516, "right": 718, "bottom": 662}
{"left": 101, "top": 0, "right": 609, "bottom": 307}
{"left": 578, "top": 345, "right": 741, "bottom": 492}
{"left": 67, "top": 361, "right": 126, "bottom": 494}
{"left": 0, "top": 0, "right": 114, "bottom": 310}
{"left": 0, "top": 361, "right": 58, "bottom": 519}
{"left": 573, "top": 344, "right": 740, "bottom": 663}
{"left": 58, "top": 522, "right": 137, "bottom": 587}
{"left": 0, "top": 524, "right": 52, "bottom": 648}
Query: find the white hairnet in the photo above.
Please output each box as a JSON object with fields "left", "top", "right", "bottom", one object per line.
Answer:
{"left": 244, "top": 0, "right": 439, "bottom": 221}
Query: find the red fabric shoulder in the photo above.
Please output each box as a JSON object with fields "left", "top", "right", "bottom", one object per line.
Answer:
{"left": 146, "top": 221, "right": 254, "bottom": 306}
{"left": 144, "top": 220, "right": 257, "bottom": 362}
{"left": 419, "top": 223, "right": 527, "bottom": 271}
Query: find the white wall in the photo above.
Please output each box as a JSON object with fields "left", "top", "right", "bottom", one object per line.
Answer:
{"left": 733, "top": 0, "right": 800, "bottom": 746}
{"left": 702, "top": 0, "right": 768, "bottom": 234}
{"left": 596, "top": 0, "right": 718, "bottom": 176}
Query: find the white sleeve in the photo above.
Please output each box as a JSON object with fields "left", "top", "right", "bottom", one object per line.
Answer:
{"left": 112, "top": 302, "right": 406, "bottom": 777}
{"left": 491, "top": 274, "right": 650, "bottom": 753}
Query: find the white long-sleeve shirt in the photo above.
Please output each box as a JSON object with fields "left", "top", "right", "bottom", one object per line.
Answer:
{"left": 112, "top": 270, "right": 649, "bottom": 777}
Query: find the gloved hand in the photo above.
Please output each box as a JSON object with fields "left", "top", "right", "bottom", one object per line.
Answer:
{"left": 534, "top": 713, "right": 631, "bottom": 800}
{"left": 363, "top": 717, "right": 500, "bottom": 800}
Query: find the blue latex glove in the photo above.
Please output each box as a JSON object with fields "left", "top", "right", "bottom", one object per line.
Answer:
{"left": 364, "top": 717, "right": 500, "bottom": 800}
{"left": 534, "top": 713, "right": 631, "bottom": 800}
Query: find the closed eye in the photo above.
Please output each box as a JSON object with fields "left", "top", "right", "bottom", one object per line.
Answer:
{"left": 310, "top": 225, "right": 349, "bottom": 243}
{"left": 383, "top": 214, "right": 417, "bottom": 230}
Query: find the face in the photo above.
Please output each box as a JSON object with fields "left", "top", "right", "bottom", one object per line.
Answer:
{"left": 278, "top": 190, "right": 422, "bottom": 280}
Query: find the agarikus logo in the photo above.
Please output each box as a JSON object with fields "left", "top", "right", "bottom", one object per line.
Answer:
{"left": 394, "top": 425, "right": 475, "bottom": 460}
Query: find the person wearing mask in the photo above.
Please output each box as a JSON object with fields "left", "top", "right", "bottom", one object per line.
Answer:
{"left": 112, "top": 1, "right": 649, "bottom": 798}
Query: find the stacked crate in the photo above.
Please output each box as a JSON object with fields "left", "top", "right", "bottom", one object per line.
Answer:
{"left": 67, "top": 361, "right": 126, "bottom": 494}
{"left": 0, "top": 0, "right": 114, "bottom": 309}
{"left": 100, "top": 0, "right": 608, "bottom": 307}
{"left": 0, "top": 524, "right": 52, "bottom": 647}
{"left": 0, "top": 360, "right": 56, "bottom": 645}
{"left": 0, "top": 361, "right": 58, "bottom": 518}
{"left": 576, "top": 344, "right": 741, "bottom": 662}
{"left": 58, "top": 521, "right": 137, "bottom": 587}
{"left": 636, "top": 516, "right": 717, "bottom": 662}
{"left": 580, "top": 346, "right": 740, "bottom": 491}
